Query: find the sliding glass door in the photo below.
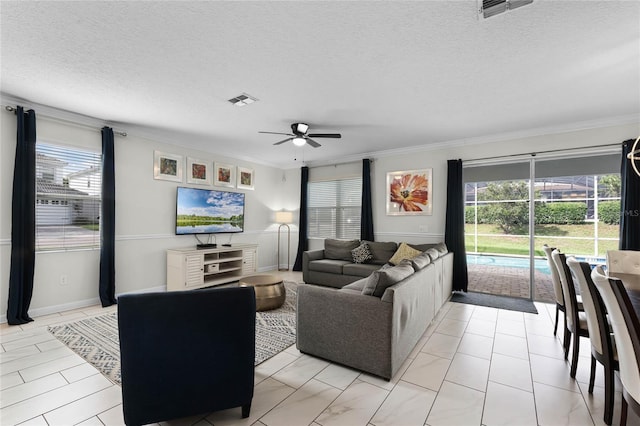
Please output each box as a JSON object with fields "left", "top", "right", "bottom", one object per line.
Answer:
{"left": 464, "top": 153, "right": 620, "bottom": 302}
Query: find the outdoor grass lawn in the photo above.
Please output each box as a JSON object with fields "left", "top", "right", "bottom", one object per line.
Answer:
{"left": 465, "top": 223, "right": 619, "bottom": 257}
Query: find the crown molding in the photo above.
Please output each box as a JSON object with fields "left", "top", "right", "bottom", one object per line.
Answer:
{"left": 305, "top": 113, "right": 639, "bottom": 168}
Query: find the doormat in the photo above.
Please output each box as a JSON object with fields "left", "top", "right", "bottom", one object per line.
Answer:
{"left": 451, "top": 291, "right": 538, "bottom": 314}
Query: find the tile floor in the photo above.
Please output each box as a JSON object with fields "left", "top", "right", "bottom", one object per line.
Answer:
{"left": 1, "top": 271, "right": 639, "bottom": 426}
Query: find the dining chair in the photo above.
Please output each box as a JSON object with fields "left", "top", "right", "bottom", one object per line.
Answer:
{"left": 552, "top": 249, "right": 589, "bottom": 377}
{"left": 607, "top": 250, "right": 640, "bottom": 276}
{"left": 592, "top": 266, "right": 640, "bottom": 426}
{"left": 544, "top": 244, "right": 572, "bottom": 338}
{"left": 567, "top": 258, "right": 618, "bottom": 425}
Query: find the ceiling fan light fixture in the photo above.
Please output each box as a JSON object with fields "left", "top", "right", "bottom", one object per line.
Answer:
{"left": 293, "top": 123, "right": 309, "bottom": 134}
{"left": 292, "top": 137, "right": 307, "bottom": 147}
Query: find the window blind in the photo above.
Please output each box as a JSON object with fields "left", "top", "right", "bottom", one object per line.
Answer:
{"left": 35, "top": 142, "right": 102, "bottom": 251}
{"left": 308, "top": 177, "right": 362, "bottom": 240}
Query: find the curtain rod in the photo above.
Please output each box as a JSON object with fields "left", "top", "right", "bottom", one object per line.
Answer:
{"left": 463, "top": 142, "right": 622, "bottom": 163}
{"left": 4, "top": 105, "right": 127, "bottom": 137}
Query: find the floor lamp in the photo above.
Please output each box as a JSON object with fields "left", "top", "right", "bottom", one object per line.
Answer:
{"left": 276, "top": 211, "right": 293, "bottom": 271}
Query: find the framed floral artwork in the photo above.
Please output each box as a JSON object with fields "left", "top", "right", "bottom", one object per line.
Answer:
{"left": 186, "top": 157, "right": 212, "bottom": 185}
{"left": 386, "top": 169, "right": 432, "bottom": 215}
{"left": 214, "top": 162, "right": 235, "bottom": 188}
{"left": 153, "top": 151, "right": 183, "bottom": 182}
{"left": 236, "top": 166, "right": 255, "bottom": 190}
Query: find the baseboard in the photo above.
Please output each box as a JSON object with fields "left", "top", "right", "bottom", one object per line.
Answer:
{"left": 0, "top": 285, "right": 168, "bottom": 324}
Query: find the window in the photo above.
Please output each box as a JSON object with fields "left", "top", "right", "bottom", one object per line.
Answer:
{"left": 36, "top": 142, "right": 101, "bottom": 251}
{"left": 308, "top": 177, "right": 362, "bottom": 239}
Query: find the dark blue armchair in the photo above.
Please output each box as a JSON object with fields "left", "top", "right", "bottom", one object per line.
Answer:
{"left": 118, "top": 286, "right": 256, "bottom": 425}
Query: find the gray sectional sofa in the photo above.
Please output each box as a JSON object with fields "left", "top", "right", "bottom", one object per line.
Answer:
{"left": 302, "top": 239, "right": 447, "bottom": 288}
{"left": 297, "top": 241, "right": 453, "bottom": 380}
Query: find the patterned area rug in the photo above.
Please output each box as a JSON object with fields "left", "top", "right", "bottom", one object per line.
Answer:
{"left": 48, "top": 282, "right": 297, "bottom": 385}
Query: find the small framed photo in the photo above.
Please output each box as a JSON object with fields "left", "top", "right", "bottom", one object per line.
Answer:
{"left": 236, "top": 166, "right": 255, "bottom": 190}
{"left": 214, "top": 162, "right": 236, "bottom": 188}
{"left": 186, "top": 157, "right": 212, "bottom": 185}
{"left": 154, "top": 151, "right": 183, "bottom": 182}
{"left": 386, "top": 169, "right": 433, "bottom": 215}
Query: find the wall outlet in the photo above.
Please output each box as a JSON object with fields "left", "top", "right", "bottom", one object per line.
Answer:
{"left": 419, "top": 225, "right": 428, "bottom": 232}
{"left": 59, "top": 275, "right": 68, "bottom": 286}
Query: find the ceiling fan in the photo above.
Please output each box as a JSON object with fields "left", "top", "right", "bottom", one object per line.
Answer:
{"left": 259, "top": 123, "right": 341, "bottom": 148}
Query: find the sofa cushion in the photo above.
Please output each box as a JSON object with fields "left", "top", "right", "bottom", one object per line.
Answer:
{"left": 351, "top": 243, "right": 373, "bottom": 264}
{"left": 409, "top": 242, "right": 448, "bottom": 253}
{"left": 308, "top": 259, "right": 350, "bottom": 274}
{"left": 389, "top": 242, "right": 422, "bottom": 265}
{"left": 343, "top": 263, "right": 381, "bottom": 278}
{"left": 342, "top": 278, "right": 367, "bottom": 292}
{"left": 324, "top": 239, "right": 361, "bottom": 261}
{"left": 411, "top": 252, "right": 432, "bottom": 271}
{"left": 363, "top": 241, "right": 398, "bottom": 265}
{"left": 362, "top": 259, "right": 414, "bottom": 297}
{"left": 425, "top": 248, "right": 439, "bottom": 260}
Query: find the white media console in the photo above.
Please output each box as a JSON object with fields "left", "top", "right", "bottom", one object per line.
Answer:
{"left": 166, "top": 244, "right": 258, "bottom": 291}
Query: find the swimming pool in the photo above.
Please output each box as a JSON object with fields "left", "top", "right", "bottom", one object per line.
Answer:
{"left": 466, "top": 254, "right": 605, "bottom": 275}
{"left": 466, "top": 254, "right": 551, "bottom": 274}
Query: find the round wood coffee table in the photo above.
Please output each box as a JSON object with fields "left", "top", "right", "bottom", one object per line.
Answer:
{"left": 239, "top": 274, "right": 285, "bottom": 311}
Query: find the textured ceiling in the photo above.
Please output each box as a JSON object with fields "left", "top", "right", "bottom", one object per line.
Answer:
{"left": 1, "top": 1, "right": 639, "bottom": 168}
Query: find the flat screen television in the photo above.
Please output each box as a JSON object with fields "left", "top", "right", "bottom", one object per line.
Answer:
{"left": 176, "top": 187, "right": 245, "bottom": 235}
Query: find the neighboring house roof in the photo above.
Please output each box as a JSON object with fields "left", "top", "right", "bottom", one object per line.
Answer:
{"left": 36, "top": 178, "right": 89, "bottom": 197}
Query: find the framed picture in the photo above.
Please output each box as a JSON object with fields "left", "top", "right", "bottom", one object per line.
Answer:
{"left": 214, "top": 162, "right": 236, "bottom": 188}
{"left": 386, "top": 169, "right": 433, "bottom": 215}
{"left": 236, "top": 166, "right": 255, "bottom": 190}
{"left": 154, "top": 151, "right": 183, "bottom": 182}
{"left": 186, "top": 157, "right": 212, "bottom": 185}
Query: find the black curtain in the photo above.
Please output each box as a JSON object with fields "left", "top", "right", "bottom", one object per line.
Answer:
{"left": 99, "top": 127, "right": 117, "bottom": 306}
{"left": 445, "top": 159, "right": 469, "bottom": 292}
{"left": 620, "top": 138, "right": 640, "bottom": 250}
{"left": 361, "top": 159, "right": 374, "bottom": 241}
{"left": 7, "top": 107, "right": 37, "bottom": 325}
{"left": 293, "top": 166, "right": 309, "bottom": 271}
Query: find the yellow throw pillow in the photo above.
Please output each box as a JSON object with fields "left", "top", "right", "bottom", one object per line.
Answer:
{"left": 388, "top": 242, "right": 422, "bottom": 265}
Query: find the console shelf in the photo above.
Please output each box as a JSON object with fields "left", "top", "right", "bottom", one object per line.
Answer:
{"left": 166, "top": 244, "right": 258, "bottom": 291}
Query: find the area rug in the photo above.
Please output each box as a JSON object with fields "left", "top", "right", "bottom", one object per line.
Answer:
{"left": 451, "top": 290, "right": 538, "bottom": 314}
{"left": 48, "top": 282, "right": 297, "bottom": 385}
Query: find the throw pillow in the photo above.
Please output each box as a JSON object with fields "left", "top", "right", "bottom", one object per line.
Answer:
{"left": 324, "top": 239, "right": 361, "bottom": 261}
{"left": 361, "top": 260, "right": 414, "bottom": 297}
{"left": 388, "top": 242, "right": 422, "bottom": 265}
{"left": 351, "top": 243, "right": 373, "bottom": 264}
{"left": 363, "top": 241, "right": 398, "bottom": 265}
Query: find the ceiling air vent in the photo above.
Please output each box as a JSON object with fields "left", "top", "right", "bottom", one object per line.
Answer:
{"left": 228, "top": 93, "right": 258, "bottom": 107}
{"left": 481, "top": 0, "right": 533, "bottom": 19}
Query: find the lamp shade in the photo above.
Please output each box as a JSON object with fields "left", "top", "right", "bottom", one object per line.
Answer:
{"left": 275, "top": 211, "right": 293, "bottom": 224}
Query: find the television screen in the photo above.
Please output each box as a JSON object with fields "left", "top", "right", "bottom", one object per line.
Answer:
{"left": 176, "top": 187, "right": 245, "bottom": 235}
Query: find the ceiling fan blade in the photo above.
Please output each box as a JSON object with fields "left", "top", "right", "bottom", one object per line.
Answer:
{"left": 259, "top": 131, "right": 294, "bottom": 136}
{"left": 307, "top": 133, "right": 342, "bottom": 138}
{"left": 306, "top": 138, "right": 322, "bottom": 148}
{"left": 273, "top": 138, "right": 293, "bottom": 146}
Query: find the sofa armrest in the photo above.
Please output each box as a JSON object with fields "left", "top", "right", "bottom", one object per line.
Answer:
{"left": 302, "top": 250, "right": 325, "bottom": 283}
{"left": 297, "top": 284, "right": 393, "bottom": 378}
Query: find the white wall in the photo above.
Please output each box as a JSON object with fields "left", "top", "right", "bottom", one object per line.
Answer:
{"left": 1, "top": 103, "right": 636, "bottom": 321}
{"left": 0, "top": 111, "right": 300, "bottom": 321}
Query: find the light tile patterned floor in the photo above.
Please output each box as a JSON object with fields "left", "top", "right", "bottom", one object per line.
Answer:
{"left": 1, "top": 271, "right": 639, "bottom": 426}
